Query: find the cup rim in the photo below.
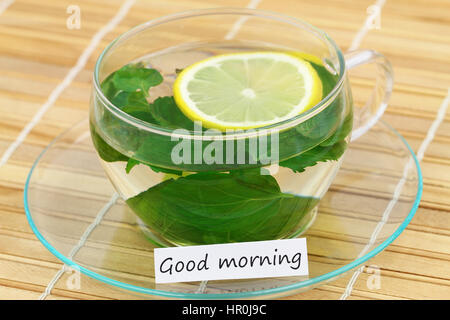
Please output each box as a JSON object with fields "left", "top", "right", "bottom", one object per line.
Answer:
{"left": 93, "top": 7, "right": 347, "bottom": 139}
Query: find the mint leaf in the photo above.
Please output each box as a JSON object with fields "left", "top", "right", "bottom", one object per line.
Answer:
{"left": 320, "top": 110, "right": 353, "bottom": 147}
{"left": 125, "top": 158, "right": 140, "bottom": 174}
{"left": 102, "top": 65, "right": 198, "bottom": 131}
{"left": 147, "top": 165, "right": 183, "bottom": 176}
{"left": 280, "top": 140, "right": 347, "bottom": 173}
{"left": 296, "top": 102, "right": 341, "bottom": 140}
{"left": 279, "top": 106, "right": 350, "bottom": 174}
{"left": 113, "top": 65, "right": 163, "bottom": 96}
{"left": 310, "top": 61, "right": 336, "bottom": 97}
{"left": 295, "top": 62, "right": 341, "bottom": 140}
{"left": 278, "top": 60, "right": 352, "bottom": 173}
{"left": 100, "top": 72, "right": 118, "bottom": 100}
{"left": 110, "top": 91, "right": 148, "bottom": 109}
{"left": 126, "top": 171, "right": 318, "bottom": 244}
{"left": 100, "top": 64, "right": 160, "bottom": 125}
{"left": 110, "top": 91, "right": 130, "bottom": 108}
{"left": 109, "top": 88, "right": 158, "bottom": 124}
{"left": 325, "top": 140, "right": 347, "bottom": 159}
{"left": 150, "top": 96, "right": 195, "bottom": 130}
{"left": 90, "top": 125, "right": 128, "bottom": 163}
{"left": 125, "top": 155, "right": 183, "bottom": 176}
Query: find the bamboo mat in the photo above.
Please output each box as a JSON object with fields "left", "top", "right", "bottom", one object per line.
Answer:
{"left": 0, "top": 0, "right": 449, "bottom": 300}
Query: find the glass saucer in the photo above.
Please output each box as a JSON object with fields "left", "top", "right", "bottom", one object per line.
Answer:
{"left": 24, "top": 119, "right": 422, "bottom": 299}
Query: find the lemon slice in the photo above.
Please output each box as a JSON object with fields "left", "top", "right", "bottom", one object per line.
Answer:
{"left": 173, "top": 52, "right": 322, "bottom": 130}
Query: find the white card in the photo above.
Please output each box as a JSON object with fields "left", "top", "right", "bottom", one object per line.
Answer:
{"left": 154, "top": 238, "right": 309, "bottom": 284}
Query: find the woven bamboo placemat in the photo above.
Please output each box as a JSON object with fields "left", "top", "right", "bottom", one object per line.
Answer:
{"left": 0, "top": 0, "right": 448, "bottom": 299}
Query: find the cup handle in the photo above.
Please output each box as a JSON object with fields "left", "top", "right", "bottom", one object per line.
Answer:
{"left": 344, "top": 50, "right": 394, "bottom": 141}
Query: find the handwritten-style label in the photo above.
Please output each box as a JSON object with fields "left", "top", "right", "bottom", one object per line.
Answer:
{"left": 154, "top": 238, "right": 309, "bottom": 283}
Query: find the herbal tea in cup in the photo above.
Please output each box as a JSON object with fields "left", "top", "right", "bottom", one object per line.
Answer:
{"left": 90, "top": 9, "right": 392, "bottom": 246}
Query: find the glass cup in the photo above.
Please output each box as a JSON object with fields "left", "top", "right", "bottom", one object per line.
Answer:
{"left": 89, "top": 8, "right": 393, "bottom": 247}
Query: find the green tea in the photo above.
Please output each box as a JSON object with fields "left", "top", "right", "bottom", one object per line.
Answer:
{"left": 90, "top": 43, "right": 352, "bottom": 246}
